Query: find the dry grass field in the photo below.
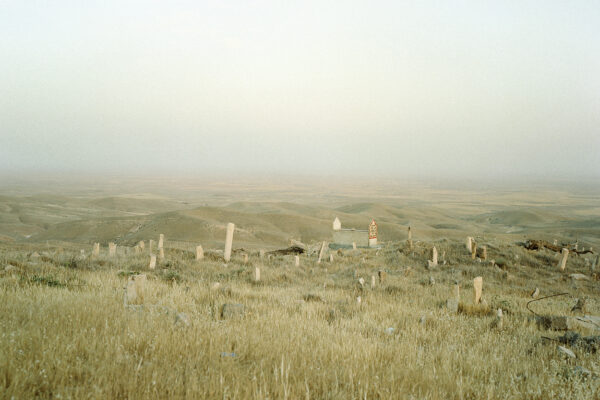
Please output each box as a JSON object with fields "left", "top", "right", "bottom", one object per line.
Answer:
{"left": 1, "top": 177, "right": 599, "bottom": 399}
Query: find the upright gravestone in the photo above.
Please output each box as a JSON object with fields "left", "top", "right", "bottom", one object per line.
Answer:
{"left": 454, "top": 281, "right": 460, "bottom": 300}
{"left": 196, "top": 245, "right": 204, "bottom": 261}
{"left": 295, "top": 255, "right": 300, "bottom": 267}
{"left": 254, "top": 267, "right": 260, "bottom": 282}
{"left": 109, "top": 242, "right": 116, "bottom": 257}
{"left": 158, "top": 234, "right": 164, "bottom": 249}
{"left": 558, "top": 248, "right": 569, "bottom": 271}
{"left": 329, "top": 254, "right": 334, "bottom": 263}
{"left": 368, "top": 219, "right": 378, "bottom": 247}
{"left": 432, "top": 247, "right": 438, "bottom": 266}
{"left": 159, "top": 247, "right": 165, "bottom": 260}
{"left": 482, "top": 246, "right": 487, "bottom": 261}
{"left": 466, "top": 237, "right": 473, "bottom": 252}
{"left": 473, "top": 276, "right": 483, "bottom": 304}
{"left": 378, "top": 270, "right": 387, "bottom": 284}
{"left": 149, "top": 254, "right": 156, "bottom": 269}
{"left": 352, "top": 242, "right": 357, "bottom": 250}
{"left": 139, "top": 241, "right": 145, "bottom": 251}
{"left": 92, "top": 243, "right": 100, "bottom": 257}
{"left": 408, "top": 226, "right": 412, "bottom": 240}
{"left": 224, "top": 223, "right": 235, "bottom": 262}
{"left": 317, "top": 241, "right": 327, "bottom": 264}
{"left": 371, "top": 275, "right": 376, "bottom": 289}
{"left": 471, "top": 242, "right": 477, "bottom": 260}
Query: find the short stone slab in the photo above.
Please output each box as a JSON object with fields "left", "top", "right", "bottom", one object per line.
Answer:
{"left": 557, "top": 345, "right": 576, "bottom": 359}
{"left": 221, "top": 303, "right": 245, "bottom": 319}
{"left": 446, "top": 299, "right": 459, "bottom": 314}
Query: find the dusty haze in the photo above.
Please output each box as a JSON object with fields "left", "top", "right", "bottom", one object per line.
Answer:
{"left": 1, "top": 1, "right": 599, "bottom": 178}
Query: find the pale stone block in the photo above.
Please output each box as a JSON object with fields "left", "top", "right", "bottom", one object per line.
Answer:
{"left": 149, "top": 254, "right": 156, "bottom": 269}
{"left": 254, "top": 267, "right": 260, "bottom": 282}
{"left": 243, "top": 254, "right": 248, "bottom": 264}
{"left": 473, "top": 276, "right": 482, "bottom": 304}
{"left": 558, "top": 248, "right": 569, "bottom": 271}
{"left": 158, "top": 234, "right": 164, "bottom": 249}
{"left": 224, "top": 223, "right": 235, "bottom": 262}
{"left": 333, "top": 217, "right": 341, "bottom": 231}
{"left": 371, "top": 275, "right": 376, "bottom": 289}
{"left": 471, "top": 242, "right": 477, "bottom": 260}
{"left": 466, "top": 237, "right": 472, "bottom": 252}
{"left": 109, "top": 242, "right": 116, "bottom": 257}
{"left": 295, "top": 255, "right": 300, "bottom": 267}
{"left": 432, "top": 246, "right": 438, "bottom": 266}
{"left": 352, "top": 242, "right": 357, "bottom": 250}
{"left": 159, "top": 247, "right": 164, "bottom": 260}
{"left": 196, "top": 245, "right": 204, "bottom": 261}
{"left": 329, "top": 254, "right": 334, "bottom": 263}
{"left": 482, "top": 246, "right": 487, "bottom": 261}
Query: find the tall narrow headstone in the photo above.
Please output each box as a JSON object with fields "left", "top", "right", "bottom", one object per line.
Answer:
{"left": 352, "top": 242, "right": 357, "bottom": 250}
{"left": 432, "top": 247, "right": 438, "bottom": 266}
{"left": 159, "top": 247, "right": 165, "bottom": 260}
{"left": 294, "top": 255, "right": 300, "bottom": 267}
{"left": 471, "top": 242, "right": 477, "bottom": 260}
{"left": 317, "top": 241, "right": 327, "bottom": 264}
{"left": 109, "top": 242, "right": 116, "bottom": 257}
{"left": 454, "top": 281, "right": 460, "bottom": 301}
{"left": 473, "top": 276, "right": 483, "bottom": 304}
{"left": 558, "top": 248, "right": 569, "bottom": 271}
{"left": 254, "top": 267, "right": 260, "bottom": 282}
{"left": 92, "top": 243, "right": 100, "bottom": 256}
{"left": 466, "top": 237, "right": 473, "bottom": 252}
{"left": 149, "top": 254, "right": 156, "bottom": 269}
{"left": 371, "top": 275, "right": 376, "bottom": 289}
{"left": 482, "top": 246, "right": 487, "bottom": 261}
{"left": 196, "top": 245, "right": 204, "bottom": 261}
{"left": 553, "top": 239, "right": 558, "bottom": 246}
{"left": 158, "top": 234, "right": 164, "bottom": 249}
{"left": 224, "top": 223, "right": 235, "bottom": 262}
{"left": 407, "top": 226, "right": 412, "bottom": 240}
{"left": 368, "top": 219, "right": 378, "bottom": 247}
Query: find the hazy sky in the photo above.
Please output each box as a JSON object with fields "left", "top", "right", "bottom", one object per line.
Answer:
{"left": 1, "top": 1, "right": 599, "bottom": 179}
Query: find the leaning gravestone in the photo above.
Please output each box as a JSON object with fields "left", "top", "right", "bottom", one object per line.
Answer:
{"left": 317, "top": 241, "right": 327, "bottom": 264}
{"left": 224, "top": 223, "right": 235, "bottom": 262}
{"left": 371, "top": 275, "right": 376, "bottom": 289}
{"left": 558, "top": 248, "right": 569, "bottom": 271}
{"left": 196, "top": 245, "right": 204, "bottom": 261}
{"left": 473, "top": 276, "right": 483, "bottom": 304}
{"left": 158, "top": 247, "right": 164, "bottom": 260}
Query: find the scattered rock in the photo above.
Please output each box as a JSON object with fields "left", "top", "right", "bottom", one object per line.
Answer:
{"left": 220, "top": 303, "right": 245, "bottom": 319}
{"left": 210, "top": 282, "right": 221, "bottom": 290}
{"left": 4, "top": 265, "right": 17, "bottom": 272}
{"left": 557, "top": 345, "right": 576, "bottom": 359}
{"left": 531, "top": 288, "right": 539, "bottom": 298}
{"left": 385, "top": 327, "right": 395, "bottom": 335}
{"left": 569, "top": 274, "right": 589, "bottom": 281}
{"left": 175, "top": 312, "right": 190, "bottom": 327}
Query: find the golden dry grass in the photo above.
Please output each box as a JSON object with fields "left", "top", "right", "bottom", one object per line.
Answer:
{"left": 1, "top": 239, "right": 599, "bottom": 399}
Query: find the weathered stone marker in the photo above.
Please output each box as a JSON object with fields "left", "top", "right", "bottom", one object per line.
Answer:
{"left": 109, "top": 242, "right": 116, "bottom": 257}
{"left": 149, "top": 254, "right": 156, "bottom": 269}
{"left": 126, "top": 274, "right": 146, "bottom": 305}
{"left": 254, "top": 267, "right": 260, "bottom": 282}
{"left": 471, "top": 242, "right": 477, "bottom": 260}
{"left": 352, "top": 242, "right": 357, "bottom": 250}
{"left": 224, "top": 223, "right": 235, "bottom": 262}
{"left": 317, "top": 241, "right": 327, "bottom": 264}
{"left": 496, "top": 308, "right": 503, "bottom": 329}
{"left": 454, "top": 281, "right": 460, "bottom": 301}
{"left": 378, "top": 270, "right": 387, "bottom": 284}
{"left": 432, "top": 247, "right": 438, "bottom": 266}
{"left": 482, "top": 246, "right": 487, "bottom": 261}
{"left": 196, "top": 245, "right": 204, "bottom": 261}
{"left": 159, "top": 247, "right": 165, "bottom": 260}
{"left": 466, "top": 237, "right": 473, "bottom": 252}
{"left": 473, "top": 276, "right": 483, "bottom": 304}
{"left": 371, "top": 275, "right": 376, "bottom": 289}
{"left": 139, "top": 241, "right": 145, "bottom": 250}
{"left": 158, "top": 234, "right": 164, "bottom": 249}
{"left": 295, "top": 255, "right": 300, "bottom": 267}
{"left": 368, "top": 219, "right": 378, "bottom": 247}
{"left": 558, "top": 248, "right": 569, "bottom": 271}
{"left": 329, "top": 254, "right": 334, "bottom": 263}
{"left": 92, "top": 243, "right": 100, "bottom": 256}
